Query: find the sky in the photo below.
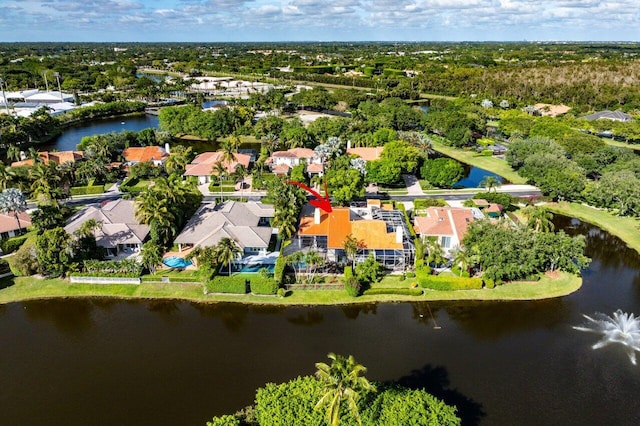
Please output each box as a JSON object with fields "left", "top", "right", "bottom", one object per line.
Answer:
{"left": 0, "top": 0, "right": 639, "bottom": 42}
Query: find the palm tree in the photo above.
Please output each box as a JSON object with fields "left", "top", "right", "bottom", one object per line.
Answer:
{"left": 314, "top": 353, "right": 375, "bottom": 426}
{"left": 212, "top": 161, "right": 228, "bottom": 202}
{"left": 29, "top": 161, "right": 62, "bottom": 205}
{"left": 141, "top": 240, "right": 164, "bottom": 274}
{"left": 233, "top": 164, "right": 248, "bottom": 200}
{"left": 216, "top": 237, "right": 241, "bottom": 276}
{"left": 0, "top": 188, "right": 27, "bottom": 232}
{"left": 220, "top": 137, "right": 239, "bottom": 166}
{"left": 164, "top": 145, "right": 193, "bottom": 176}
{"left": 0, "top": 162, "right": 14, "bottom": 190}
{"left": 452, "top": 246, "right": 470, "bottom": 277}
{"left": 522, "top": 206, "right": 554, "bottom": 233}
{"left": 305, "top": 250, "right": 325, "bottom": 284}
{"left": 479, "top": 176, "right": 500, "bottom": 193}
{"left": 423, "top": 236, "right": 446, "bottom": 267}
{"left": 7, "top": 145, "right": 21, "bottom": 163}
{"left": 342, "top": 233, "right": 364, "bottom": 271}
{"left": 287, "top": 251, "right": 305, "bottom": 283}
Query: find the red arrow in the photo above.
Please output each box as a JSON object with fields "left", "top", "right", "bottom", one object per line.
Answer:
{"left": 286, "top": 180, "right": 333, "bottom": 213}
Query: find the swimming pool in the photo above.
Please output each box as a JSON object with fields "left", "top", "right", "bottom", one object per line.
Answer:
{"left": 162, "top": 256, "right": 193, "bottom": 268}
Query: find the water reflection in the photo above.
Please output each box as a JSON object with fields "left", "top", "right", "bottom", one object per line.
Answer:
{"left": 21, "top": 299, "right": 111, "bottom": 335}
{"left": 340, "top": 303, "right": 378, "bottom": 320}
{"left": 390, "top": 364, "right": 485, "bottom": 426}
{"left": 190, "top": 303, "right": 248, "bottom": 332}
{"left": 285, "top": 308, "right": 324, "bottom": 326}
{"left": 443, "top": 299, "right": 572, "bottom": 339}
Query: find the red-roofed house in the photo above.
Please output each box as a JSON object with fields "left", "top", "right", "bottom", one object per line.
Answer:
{"left": 414, "top": 207, "right": 479, "bottom": 254}
{"left": 122, "top": 146, "right": 169, "bottom": 167}
{"left": 11, "top": 151, "right": 84, "bottom": 168}
{"left": 285, "top": 200, "right": 415, "bottom": 270}
{"left": 0, "top": 211, "right": 31, "bottom": 241}
{"left": 268, "top": 148, "right": 321, "bottom": 176}
{"left": 183, "top": 151, "right": 252, "bottom": 184}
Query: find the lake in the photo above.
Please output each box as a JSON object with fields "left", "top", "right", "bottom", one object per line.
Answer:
{"left": 1, "top": 218, "right": 640, "bottom": 425}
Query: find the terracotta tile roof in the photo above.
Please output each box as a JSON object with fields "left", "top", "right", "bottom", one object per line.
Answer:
{"left": 183, "top": 151, "right": 251, "bottom": 176}
{"left": 298, "top": 207, "right": 402, "bottom": 250}
{"left": 272, "top": 148, "right": 314, "bottom": 159}
{"left": 306, "top": 163, "right": 324, "bottom": 173}
{"left": 122, "top": 146, "right": 168, "bottom": 163}
{"left": 0, "top": 211, "right": 31, "bottom": 233}
{"left": 533, "top": 103, "right": 571, "bottom": 117}
{"left": 414, "top": 207, "right": 475, "bottom": 240}
{"left": 10, "top": 151, "right": 84, "bottom": 167}
{"left": 471, "top": 199, "right": 489, "bottom": 206}
{"left": 347, "top": 147, "right": 384, "bottom": 162}
{"left": 272, "top": 164, "right": 291, "bottom": 175}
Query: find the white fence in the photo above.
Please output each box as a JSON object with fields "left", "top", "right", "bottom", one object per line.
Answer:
{"left": 70, "top": 276, "right": 141, "bottom": 285}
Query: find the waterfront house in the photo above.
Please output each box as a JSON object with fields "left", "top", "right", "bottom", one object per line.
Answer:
{"left": 287, "top": 200, "right": 415, "bottom": 271}
{"left": 64, "top": 199, "right": 150, "bottom": 257}
{"left": 174, "top": 201, "right": 275, "bottom": 258}
{"left": 414, "top": 206, "right": 482, "bottom": 255}
{"left": 11, "top": 150, "right": 84, "bottom": 168}
{"left": 122, "top": 146, "right": 169, "bottom": 167}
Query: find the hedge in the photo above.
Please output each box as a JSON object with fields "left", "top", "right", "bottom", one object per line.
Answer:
{"left": 250, "top": 277, "right": 279, "bottom": 295}
{"left": 416, "top": 268, "right": 483, "bottom": 290}
{"left": 70, "top": 272, "right": 140, "bottom": 278}
{"left": 70, "top": 185, "right": 106, "bottom": 196}
{"left": 274, "top": 255, "right": 286, "bottom": 284}
{"left": 413, "top": 198, "right": 447, "bottom": 209}
{"left": 362, "top": 288, "right": 423, "bottom": 296}
{"left": 206, "top": 275, "right": 248, "bottom": 294}
{"left": 0, "top": 258, "right": 11, "bottom": 274}
{"left": 1, "top": 235, "right": 28, "bottom": 254}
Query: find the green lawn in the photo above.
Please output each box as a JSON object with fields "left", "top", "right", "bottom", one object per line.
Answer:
{"left": 545, "top": 201, "right": 640, "bottom": 254}
{"left": 429, "top": 136, "right": 527, "bottom": 184}
{"left": 0, "top": 271, "right": 581, "bottom": 305}
{"left": 599, "top": 138, "right": 640, "bottom": 152}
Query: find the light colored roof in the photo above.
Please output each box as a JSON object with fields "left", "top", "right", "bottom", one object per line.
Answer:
{"left": 414, "top": 207, "right": 475, "bottom": 240}
{"left": 0, "top": 211, "right": 31, "bottom": 234}
{"left": 174, "top": 201, "right": 274, "bottom": 249}
{"left": 64, "top": 199, "right": 150, "bottom": 248}
{"left": 533, "top": 103, "right": 571, "bottom": 117}
{"left": 347, "top": 147, "right": 384, "bottom": 162}
{"left": 306, "top": 163, "right": 324, "bottom": 173}
{"left": 183, "top": 151, "right": 251, "bottom": 176}
{"left": 298, "top": 206, "right": 403, "bottom": 250}
{"left": 272, "top": 148, "right": 314, "bottom": 159}
{"left": 122, "top": 146, "right": 168, "bottom": 163}
{"left": 272, "top": 164, "right": 291, "bottom": 175}
{"left": 582, "top": 110, "right": 632, "bottom": 122}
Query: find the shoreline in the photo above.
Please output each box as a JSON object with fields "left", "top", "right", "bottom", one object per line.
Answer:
{"left": 0, "top": 272, "right": 581, "bottom": 306}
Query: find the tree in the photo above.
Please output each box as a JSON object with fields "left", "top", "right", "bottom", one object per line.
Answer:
{"left": 7, "top": 145, "right": 21, "bottom": 162}
{"left": 36, "top": 227, "right": 72, "bottom": 277}
{"left": 212, "top": 161, "right": 228, "bottom": 201}
{"left": 420, "top": 158, "right": 464, "bottom": 189}
{"left": 343, "top": 233, "right": 364, "bottom": 271}
{"left": 355, "top": 254, "right": 383, "bottom": 286}
{"left": 522, "top": 206, "right": 555, "bottom": 233}
{"left": 141, "top": 241, "right": 164, "bottom": 274}
{"left": 365, "top": 159, "right": 402, "bottom": 185}
{"left": 233, "top": 163, "right": 248, "bottom": 200}
{"left": 452, "top": 247, "right": 470, "bottom": 276}
{"left": 216, "top": 237, "right": 242, "bottom": 276}
{"left": 314, "top": 353, "right": 375, "bottom": 426}
{"left": 479, "top": 175, "right": 500, "bottom": 192}
{"left": 164, "top": 145, "right": 193, "bottom": 176}
{"left": 380, "top": 140, "right": 423, "bottom": 173}
{"left": 423, "top": 236, "right": 446, "bottom": 267}
{"left": 0, "top": 188, "right": 27, "bottom": 232}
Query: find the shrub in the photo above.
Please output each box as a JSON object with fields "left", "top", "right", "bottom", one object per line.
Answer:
{"left": 362, "top": 288, "right": 423, "bottom": 296}
{"left": 413, "top": 198, "right": 447, "bottom": 209}
{"left": 344, "top": 276, "right": 361, "bottom": 297}
{"left": 9, "top": 239, "right": 38, "bottom": 276}
{"left": 274, "top": 255, "right": 286, "bottom": 284}
{"left": 416, "top": 269, "right": 483, "bottom": 290}
{"left": 405, "top": 271, "right": 416, "bottom": 278}
{"left": 206, "top": 275, "right": 248, "bottom": 294}
{"left": 344, "top": 266, "right": 353, "bottom": 280}
{"left": 1, "top": 235, "right": 28, "bottom": 254}
{"left": 250, "top": 277, "right": 279, "bottom": 295}
{"left": 277, "top": 288, "right": 286, "bottom": 298}
{"left": 206, "top": 415, "right": 240, "bottom": 426}
{"left": 69, "top": 185, "right": 106, "bottom": 196}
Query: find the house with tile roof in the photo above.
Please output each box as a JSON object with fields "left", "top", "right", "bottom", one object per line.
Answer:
{"left": 346, "top": 147, "right": 385, "bottom": 162}
{"left": 64, "top": 199, "right": 150, "bottom": 257}
{"left": 582, "top": 110, "right": 633, "bottom": 122}
{"left": 286, "top": 200, "right": 415, "bottom": 271}
{"left": 183, "top": 151, "right": 251, "bottom": 184}
{"left": 122, "top": 146, "right": 169, "bottom": 167}
{"left": 268, "top": 148, "right": 321, "bottom": 176}
{"left": 0, "top": 211, "right": 31, "bottom": 241}
{"left": 174, "top": 201, "right": 275, "bottom": 258}
{"left": 414, "top": 206, "right": 482, "bottom": 254}
{"left": 11, "top": 150, "right": 84, "bottom": 168}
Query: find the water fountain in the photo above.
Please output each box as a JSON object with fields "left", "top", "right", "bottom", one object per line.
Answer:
{"left": 574, "top": 309, "right": 640, "bottom": 365}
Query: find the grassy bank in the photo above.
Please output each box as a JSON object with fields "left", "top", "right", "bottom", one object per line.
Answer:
{"left": 429, "top": 137, "right": 527, "bottom": 184}
{"left": 545, "top": 201, "right": 640, "bottom": 254}
{"left": 0, "top": 272, "right": 580, "bottom": 306}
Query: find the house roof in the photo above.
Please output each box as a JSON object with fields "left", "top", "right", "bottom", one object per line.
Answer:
{"left": 532, "top": 103, "right": 571, "bottom": 117}
{"left": 414, "top": 207, "right": 475, "bottom": 241}
{"left": 272, "top": 164, "right": 291, "bottom": 175}
{"left": 582, "top": 110, "right": 632, "bottom": 122}
{"left": 174, "top": 201, "right": 275, "bottom": 249}
{"left": 183, "top": 151, "right": 251, "bottom": 176}
{"left": 346, "top": 147, "right": 384, "bottom": 162}
{"left": 122, "top": 146, "right": 168, "bottom": 163}
{"left": 11, "top": 150, "right": 84, "bottom": 167}
{"left": 0, "top": 211, "right": 31, "bottom": 234}
{"left": 306, "top": 163, "right": 324, "bottom": 173}
{"left": 64, "top": 199, "right": 150, "bottom": 249}
{"left": 272, "top": 148, "right": 315, "bottom": 159}
{"left": 298, "top": 206, "right": 403, "bottom": 250}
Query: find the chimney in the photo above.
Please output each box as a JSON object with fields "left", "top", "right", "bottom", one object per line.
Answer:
{"left": 347, "top": 139, "right": 351, "bottom": 150}
{"left": 314, "top": 208, "right": 321, "bottom": 225}
{"left": 164, "top": 142, "right": 170, "bottom": 154}
{"left": 395, "top": 226, "right": 403, "bottom": 243}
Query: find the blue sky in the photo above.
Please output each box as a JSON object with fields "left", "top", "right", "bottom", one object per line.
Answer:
{"left": 1, "top": 0, "right": 639, "bottom": 42}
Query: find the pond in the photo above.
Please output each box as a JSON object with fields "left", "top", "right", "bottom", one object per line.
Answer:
{"left": 1, "top": 218, "right": 640, "bottom": 425}
{"left": 455, "top": 163, "right": 507, "bottom": 188}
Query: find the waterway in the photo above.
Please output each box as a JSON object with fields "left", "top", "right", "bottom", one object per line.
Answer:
{"left": 1, "top": 218, "right": 639, "bottom": 425}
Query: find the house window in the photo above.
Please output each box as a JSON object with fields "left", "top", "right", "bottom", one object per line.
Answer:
{"left": 440, "top": 236, "right": 451, "bottom": 249}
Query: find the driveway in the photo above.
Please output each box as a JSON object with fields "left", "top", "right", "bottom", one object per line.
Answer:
{"left": 402, "top": 174, "right": 424, "bottom": 196}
